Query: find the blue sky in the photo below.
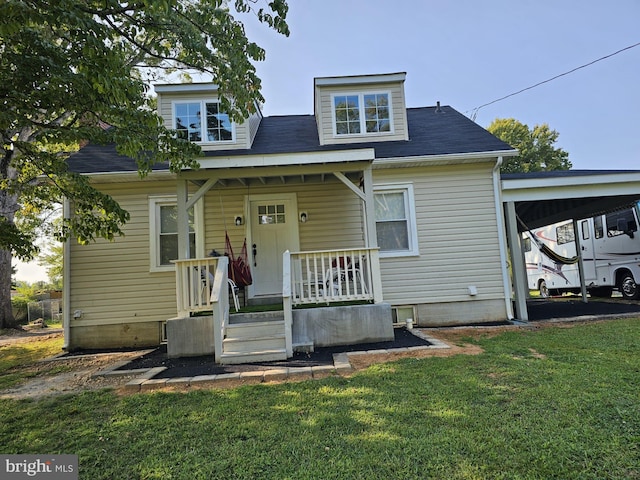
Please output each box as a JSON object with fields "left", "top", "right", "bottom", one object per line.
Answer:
{"left": 242, "top": 0, "right": 640, "bottom": 170}
{"left": 13, "top": 0, "right": 640, "bottom": 283}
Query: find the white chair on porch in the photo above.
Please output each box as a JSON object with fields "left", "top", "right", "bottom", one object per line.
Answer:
{"left": 324, "top": 256, "right": 367, "bottom": 297}
{"left": 227, "top": 278, "right": 240, "bottom": 312}
{"left": 199, "top": 269, "right": 241, "bottom": 312}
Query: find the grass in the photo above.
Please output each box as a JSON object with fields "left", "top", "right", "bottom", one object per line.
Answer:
{"left": 1, "top": 319, "right": 639, "bottom": 479}
{"left": 0, "top": 335, "right": 66, "bottom": 390}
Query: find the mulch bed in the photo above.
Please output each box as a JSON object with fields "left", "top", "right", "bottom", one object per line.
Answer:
{"left": 117, "top": 327, "right": 431, "bottom": 379}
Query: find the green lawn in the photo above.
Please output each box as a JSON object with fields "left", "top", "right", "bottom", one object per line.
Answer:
{"left": 0, "top": 335, "right": 66, "bottom": 389}
{"left": 1, "top": 319, "right": 638, "bottom": 479}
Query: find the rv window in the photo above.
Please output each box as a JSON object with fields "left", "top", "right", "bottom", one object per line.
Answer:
{"left": 606, "top": 209, "right": 637, "bottom": 237}
{"left": 594, "top": 216, "right": 604, "bottom": 239}
{"left": 556, "top": 223, "right": 575, "bottom": 245}
{"left": 581, "top": 220, "right": 590, "bottom": 240}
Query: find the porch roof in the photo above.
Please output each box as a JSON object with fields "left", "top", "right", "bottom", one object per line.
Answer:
{"left": 67, "top": 106, "right": 515, "bottom": 175}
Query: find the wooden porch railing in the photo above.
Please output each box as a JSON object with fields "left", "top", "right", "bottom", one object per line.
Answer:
{"left": 173, "top": 257, "right": 229, "bottom": 362}
{"left": 285, "top": 248, "right": 382, "bottom": 306}
{"left": 173, "top": 257, "right": 224, "bottom": 317}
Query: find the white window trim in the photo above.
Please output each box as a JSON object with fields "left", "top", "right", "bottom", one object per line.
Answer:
{"left": 330, "top": 90, "right": 394, "bottom": 138}
{"left": 172, "top": 99, "right": 236, "bottom": 145}
{"left": 373, "top": 183, "right": 419, "bottom": 258}
{"left": 149, "top": 195, "right": 205, "bottom": 272}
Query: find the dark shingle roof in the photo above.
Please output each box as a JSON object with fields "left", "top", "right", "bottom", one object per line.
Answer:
{"left": 66, "top": 143, "right": 169, "bottom": 174}
{"left": 67, "top": 105, "right": 515, "bottom": 174}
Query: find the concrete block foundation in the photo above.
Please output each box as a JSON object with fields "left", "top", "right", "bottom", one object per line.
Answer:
{"left": 166, "top": 315, "right": 215, "bottom": 358}
{"left": 292, "top": 303, "right": 393, "bottom": 348}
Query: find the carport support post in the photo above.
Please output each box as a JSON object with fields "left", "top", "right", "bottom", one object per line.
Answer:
{"left": 573, "top": 219, "right": 589, "bottom": 303}
{"left": 505, "top": 201, "right": 529, "bottom": 322}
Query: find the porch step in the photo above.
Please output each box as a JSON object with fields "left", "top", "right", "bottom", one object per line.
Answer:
{"left": 223, "top": 334, "right": 286, "bottom": 354}
{"left": 219, "top": 349, "right": 288, "bottom": 365}
{"left": 221, "top": 318, "right": 288, "bottom": 364}
{"left": 229, "top": 310, "right": 284, "bottom": 324}
{"left": 225, "top": 320, "right": 285, "bottom": 338}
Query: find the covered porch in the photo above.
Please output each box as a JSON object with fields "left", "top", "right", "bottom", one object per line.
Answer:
{"left": 167, "top": 150, "right": 392, "bottom": 363}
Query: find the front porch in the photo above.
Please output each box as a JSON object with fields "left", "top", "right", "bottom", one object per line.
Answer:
{"left": 170, "top": 248, "right": 392, "bottom": 363}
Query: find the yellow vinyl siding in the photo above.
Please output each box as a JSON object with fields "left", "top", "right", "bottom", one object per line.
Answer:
{"left": 315, "top": 82, "right": 408, "bottom": 145}
{"left": 374, "top": 163, "right": 505, "bottom": 306}
{"left": 201, "top": 179, "right": 365, "bottom": 255}
{"left": 247, "top": 110, "right": 262, "bottom": 147}
{"left": 68, "top": 181, "right": 180, "bottom": 333}
{"left": 296, "top": 182, "right": 364, "bottom": 251}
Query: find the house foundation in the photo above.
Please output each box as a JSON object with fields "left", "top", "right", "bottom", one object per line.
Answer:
{"left": 292, "top": 303, "right": 394, "bottom": 347}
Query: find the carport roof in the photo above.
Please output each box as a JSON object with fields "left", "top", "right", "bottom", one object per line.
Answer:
{"left": 501, "top": 170, "right": 640, "bottom": 231}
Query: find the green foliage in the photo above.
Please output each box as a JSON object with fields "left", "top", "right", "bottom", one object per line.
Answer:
{"left": 38, "top": 242, "right": 63, "bottom": 290}
{"left": 488, "top": 118, "right": 572, "bottom": 173}
{"left": 0, "top": 0, "right": 289, "bottom": 326}
{"left": 0, "top": 0, "right": 289, "bottom": 255}
{"left": 1, "top": 320, "right": 638, "bottom": 478}
{"left": 9, "top": 282, "right": 40, "bottom": 324}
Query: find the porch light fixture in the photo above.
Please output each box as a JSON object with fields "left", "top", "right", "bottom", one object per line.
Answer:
{"left": 235, "top": 215, "right": 244, "bottom": 226}
{"left": 299, "top": 211, "right": 308, "bottom": 223}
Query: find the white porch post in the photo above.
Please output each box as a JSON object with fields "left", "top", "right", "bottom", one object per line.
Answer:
{"left": 362, "top": 165, "right": 376, "bottom": 249}
{"left": 176, "top": 178, "right": 190, "bottom": 260}
{"left": 362, "top": 165, "right": 383, "bottom": 303}
{"left": 505, "top": 201, "right": 528, "bottom": 321}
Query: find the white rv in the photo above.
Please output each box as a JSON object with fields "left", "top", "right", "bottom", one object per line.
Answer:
{"left": 523, "top": 201, "right": 640, "bottom": 300}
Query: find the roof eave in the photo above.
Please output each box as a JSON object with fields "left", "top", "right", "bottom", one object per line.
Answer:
{"left": 314, "top": 72, "right": 407, "bottom": 87}
{"left": 373, "top": 149, "right": 518, "bottom": 168}
{"left": 82, "top": 170, "right": 175, "bottom": 183}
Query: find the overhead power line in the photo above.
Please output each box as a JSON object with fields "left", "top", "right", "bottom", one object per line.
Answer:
{"left": 468, "top": 41, "right": 640, "bottom": 121}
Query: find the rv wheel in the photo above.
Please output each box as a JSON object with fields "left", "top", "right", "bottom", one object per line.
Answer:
{"left": 539, "top": 280, "right": 550, "bottom": 298}
{"left": 619, "top": 273, "right": 640, "bottom": 300}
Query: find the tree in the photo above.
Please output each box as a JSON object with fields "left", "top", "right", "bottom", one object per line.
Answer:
{"left": 487, "top": 118, "right": 572, "bottom": 174}
{"left": 38, "top": 242, "right": 63, "bottom": 290}
{"left": 0, "top": 0, "right": 289, "bottom": 328}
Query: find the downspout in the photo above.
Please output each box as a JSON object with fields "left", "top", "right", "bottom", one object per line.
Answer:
{"left": 493, "top": 157, "right": 514, "bottom": 320}
{"left": 62, "top": 198, "right": 71, "bottom": 350}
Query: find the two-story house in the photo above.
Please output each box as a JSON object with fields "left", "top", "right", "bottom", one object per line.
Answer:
{"left": 64, "top": 72, "right": 518, "bottom": 361}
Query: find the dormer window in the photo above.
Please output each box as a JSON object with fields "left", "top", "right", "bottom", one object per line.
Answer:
{"left": 333, "top": 92, "right": 392, "bottom": 136}
{"left": 174, "top": 100, "right": 234, "bottom": 143}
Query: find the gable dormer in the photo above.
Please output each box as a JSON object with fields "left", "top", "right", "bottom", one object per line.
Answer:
{"left": 314, "top": 72, "right": 409, "bottom": 146}
{"left": 154, "top": 82, "right": 262, "bottom": 152}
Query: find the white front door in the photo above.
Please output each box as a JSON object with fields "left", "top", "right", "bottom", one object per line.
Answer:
{"left": 248, "top": 194, "right": 300, "bottom": 297}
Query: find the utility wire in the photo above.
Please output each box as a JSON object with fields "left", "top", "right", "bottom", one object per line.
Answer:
{"left": 468, "top": 41, "right": 640, "bottom": 121}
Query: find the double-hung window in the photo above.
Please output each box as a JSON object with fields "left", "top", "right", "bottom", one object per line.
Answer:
{"left": 374, "top": 184, "right": 419, "bottom": 257}
{"left": 174, "top": 100, "right": 234, "bottom": 143}
{"left": 149, "top": 196, "right": 203, "bottom": 271}
{"left": 333, "top": 92, "right": 392, "bottom": 136}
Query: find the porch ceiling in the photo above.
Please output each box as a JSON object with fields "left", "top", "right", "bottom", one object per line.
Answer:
{"left": 180, "top": 160, "right": 371, "bottom": 188}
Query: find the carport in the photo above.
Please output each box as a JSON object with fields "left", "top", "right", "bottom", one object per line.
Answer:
{"left": 501, "top": 170, "right": 640, "bottom": 321}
